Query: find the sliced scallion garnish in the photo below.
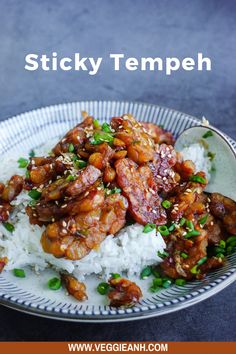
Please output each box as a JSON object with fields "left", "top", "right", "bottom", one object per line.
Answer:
{"left": 102, "top": 122, "right": 112, "bottom": 133}
{"left": 3, "top": 222, "right": 15, "bottom": 233}
{"left": 157, "top": 225, "right": 169, "bottom": 237}
{"left": 143, "top": 223, "right": 156, "bottom": 233}
{"left": 140, "top": 266, "right": 152, "bottom": 279}
{"left": 97, "top": 282, "right": 110, "bottom": 295}
{"left": 199, "top": 214, "right": 208, "bottom": 225}
{"left": 68, "top": 143, "right": 75, "bottom": 152}
{"left": 184, "top": 230, "right": 200, "bottom": 239}
{"left": 161, "top": 200, "right": 172, "bottom": 209}
{"left": 202, "top": 130, "right": 213, "bottom": 139}
{"left": 189, "top": 175, "right": 207, "bottom": 184}
{"left": 28, "top": 189, "right": 41, "bottom": 200}
{"left": 175, "top": 278, "right": 186, "bottom": 286}
{"left": 48, "top": 277, "right": 61, "bottom": 290}
{"left": 90, "top": 131, "right": 114, "bottom": 145}
{"left": 13, "top": 268, "right": 25, "bottom": 278}
{"left": 18, "top": 157, "right": 29, "bottom": 168}
{"left": 157, "top": 250, "right": 169, "bottom": 259}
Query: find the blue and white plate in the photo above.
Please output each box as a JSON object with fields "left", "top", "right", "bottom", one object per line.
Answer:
{"left": 0, "top": 101, "right": 235, "bottom": 322}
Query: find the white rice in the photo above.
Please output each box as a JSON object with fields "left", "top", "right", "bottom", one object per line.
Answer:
{"left": 0, "top": 140, "right": 210, "bottom": 278}
{"left": 0, "top": 216, "right": 166, "bottom": 279}
{"left": 180, "top": 143, "right": 212, "bottom": 179}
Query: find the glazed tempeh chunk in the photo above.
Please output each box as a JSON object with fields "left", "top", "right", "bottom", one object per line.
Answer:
{"left": 115, "top": 158, "right": 166, "bottom": 225}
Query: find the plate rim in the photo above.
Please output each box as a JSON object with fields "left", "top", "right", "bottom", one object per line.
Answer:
{"left": 0, "top": 100, "right": 235, "bottom": 322}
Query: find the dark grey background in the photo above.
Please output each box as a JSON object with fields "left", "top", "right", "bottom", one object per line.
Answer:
{"left": 0, "top": 0, "right": 235, "bottom": 342}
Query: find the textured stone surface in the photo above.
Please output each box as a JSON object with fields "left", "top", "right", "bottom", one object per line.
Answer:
{"left": 0, "top": 0, "right": 235, "bottom": 341}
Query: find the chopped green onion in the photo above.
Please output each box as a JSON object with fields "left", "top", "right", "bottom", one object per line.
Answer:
{"left": 168, "top": 223, "right": 176, "bottom": 232}
{"left": 110, "top": 187, "right": 121, "bottom": 194}
{"left": 97, "top": 282, "right": 110, "bottom": 295}
{"left": 161, "top": 200, "right": 172, "bottom": 209}
{"left": 18, "top": 157, "right": 28, "bottom": 168}
{"left": 180, "top": 252, "right": 189, "bottom": 259}
{"left": 189, "top": 175, "right": 207, "bottom": 184}
{"left": 179, "top": 217, "right": 186, "bottom": 226}
{"left": 214, "top": 248, "right": 225, "bottom": 259}
{"left": 226, "top": 246, "right": 234, "bottom": 255}
{"left": 3, "top": 222, "right": 15, "bottom": 233}
{"left": 157, "top": 250, "right": 169, "bottom": 259}
{"left": 102, "top": 122, "right": 112, "bottom": 133}
{"left": 151, "top": 267, "right": 160, "bottom": 278}
{"left": 140, "top": 266, "right": 152, "bottom": 279}
{"left": 28, "top": 189, "right": 41, "bottom": 200}
{"left": 219, "top": 240, "right": 226, "bottom": 249}
{"left": 93, "top": 119, "right": 100, "bottom": 129}
{"left": 186, "top": 220, "right": 194, "bottom": 231}
{"left": 25, "top": 170, "right": 30, "bottom": 178}
{"left": 157, "top": 225, "right": 169, "bottom": 237}
{"left": 184, "top": 230, "right": 200, "bottom": 239}
{"left": 68, "top": 143, "right": 74, "bottom": 152}
{"left": 175, "top": 279, "right": 186, "bottom": 286}
{"left": 216, "top": 253, "right": 225, "bottom": 259}
{"left": 226, "top": 236, "right": 236, "bottom": 246}
{"left": 66, "top": 175, "right": 75, "bottom": 182}
{"left": 74, "top": 159, "right": 87, "bottom": 169}
{"left": 207, "top": 151, "right": 216, "bottom": 161}
{"left": 143, "top": 223, "right": 156, "bottom": 233}
{"left": 48, "top": 277, "right": 61, "bottom": 290}
{"left": 197, "top": 256, "right": 207, "bottom": 266}
{"left": 149, "top": 285, "right": 161, "bottom": 293}
{"left": 190, "top": 265, "right": 200, "bottom": 274}
{"left": 152, "top": 278, "right": 163, "bottom": 287}
{"left": 91, "top": 131, "right": 114, "bottom": 145}
{"left": 111, "top": 273, "right": 121, "bottom": 279}
{"left": 29, "top": 149, "right": 35, "bottom": 158}
{"left": 199, "top": 214, "right": 208, "bottom": 225}
{"left": 162, "top": 279, "right": 172, "bottom": 288}
{"left": 202, "top": 130, "right": 213, "bottom": 139}
{"left": 13, "top": 268, "right": 25, "bottom": 278}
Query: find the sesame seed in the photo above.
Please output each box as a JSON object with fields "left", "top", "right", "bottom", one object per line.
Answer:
{"left": 149, "top": 188, "right": 156, "bottom": 195}
{"left": 61, "top": 204, "right": 67, "bottom": 208}
{"left": 62, "top": 229, "right": 67, "bottom": 234}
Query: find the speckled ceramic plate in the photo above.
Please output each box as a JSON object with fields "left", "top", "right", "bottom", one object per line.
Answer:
{"left": 0, "top": 101, "right": 236, "bottom": 322}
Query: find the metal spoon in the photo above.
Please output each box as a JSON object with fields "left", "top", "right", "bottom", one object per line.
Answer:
{"left": 175, "top": 124, "right": 236, "bottom": 201}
